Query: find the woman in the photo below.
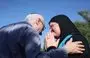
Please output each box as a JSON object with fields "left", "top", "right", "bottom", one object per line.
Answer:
{"left": 48, "top": 14, "right": 90, "bottom": 58}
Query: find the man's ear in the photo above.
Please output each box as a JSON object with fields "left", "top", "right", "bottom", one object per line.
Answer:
{"left": 36, "top": 18, "right": 40, "bottom": 25}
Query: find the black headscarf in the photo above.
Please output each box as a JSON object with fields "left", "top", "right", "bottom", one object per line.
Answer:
{"left": 49, "top": 14, "right": 80, "bottom": 41}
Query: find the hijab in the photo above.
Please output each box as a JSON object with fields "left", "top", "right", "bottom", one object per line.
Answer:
{"left": 49, "top": 14, "right": 81, "bottom": 42}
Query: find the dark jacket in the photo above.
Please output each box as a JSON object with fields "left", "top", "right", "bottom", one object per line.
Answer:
{"left": 0, "top": 21, "right": 68, "bottom": 58}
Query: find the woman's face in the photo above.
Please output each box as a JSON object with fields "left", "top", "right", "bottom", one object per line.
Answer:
{"left": 49, "top": 22, "right": 61, "bottom": 38}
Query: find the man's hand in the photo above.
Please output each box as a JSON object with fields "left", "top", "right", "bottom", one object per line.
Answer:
{"left": 64, "top": 38, "right": 85, "bottom": 54}
{"left": 45, "top": 32, "right": 60, "bottom": 48}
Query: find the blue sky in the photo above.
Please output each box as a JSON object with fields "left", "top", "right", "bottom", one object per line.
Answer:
{"left": 0, "top": 0, "right": 90, "bottom": 48}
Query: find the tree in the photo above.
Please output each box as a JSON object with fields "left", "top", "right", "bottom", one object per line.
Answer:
{"left": 74, "top": 22, "right": 90, "bottom": 43}
{"left": 78, "top": 10, "right": 90, "bottom": 22}
{"left": 74, "top": 10, "right": 90, "bottom": 43}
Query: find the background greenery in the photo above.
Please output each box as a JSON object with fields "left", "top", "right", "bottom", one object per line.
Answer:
{"left": 74, "top": 10, "right": 90, "bottom": 43}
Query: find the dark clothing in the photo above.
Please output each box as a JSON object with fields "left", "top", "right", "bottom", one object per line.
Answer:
{"left": 68, "top": 34, "right": 90, "bottom": 58}
{"left": 0, "top": 21, "right": 68, "bottom": 58}
{"left": 49, "top": 15, "right": 90, "bottom": 58}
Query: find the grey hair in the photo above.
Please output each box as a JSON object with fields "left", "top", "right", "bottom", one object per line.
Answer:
{"left": 25, "top": 13, "right": 45, "bottom": 34}
{"left": 25, "top": 13, "right": 44, "bottom": 23}
{"left": 25, "top": 13, "right": 35, "bottom": 22}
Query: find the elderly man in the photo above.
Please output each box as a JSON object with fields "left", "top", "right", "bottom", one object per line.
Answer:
{"left": 0, "top": 13, "right": 84, "bottom": 58}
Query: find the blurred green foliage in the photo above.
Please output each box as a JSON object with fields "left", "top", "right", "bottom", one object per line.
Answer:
{"left": 74, "top": 22, "right": 90, "bottom": 43}
{"left": 74, "top": 10, "right": 90, "bottom": 43}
